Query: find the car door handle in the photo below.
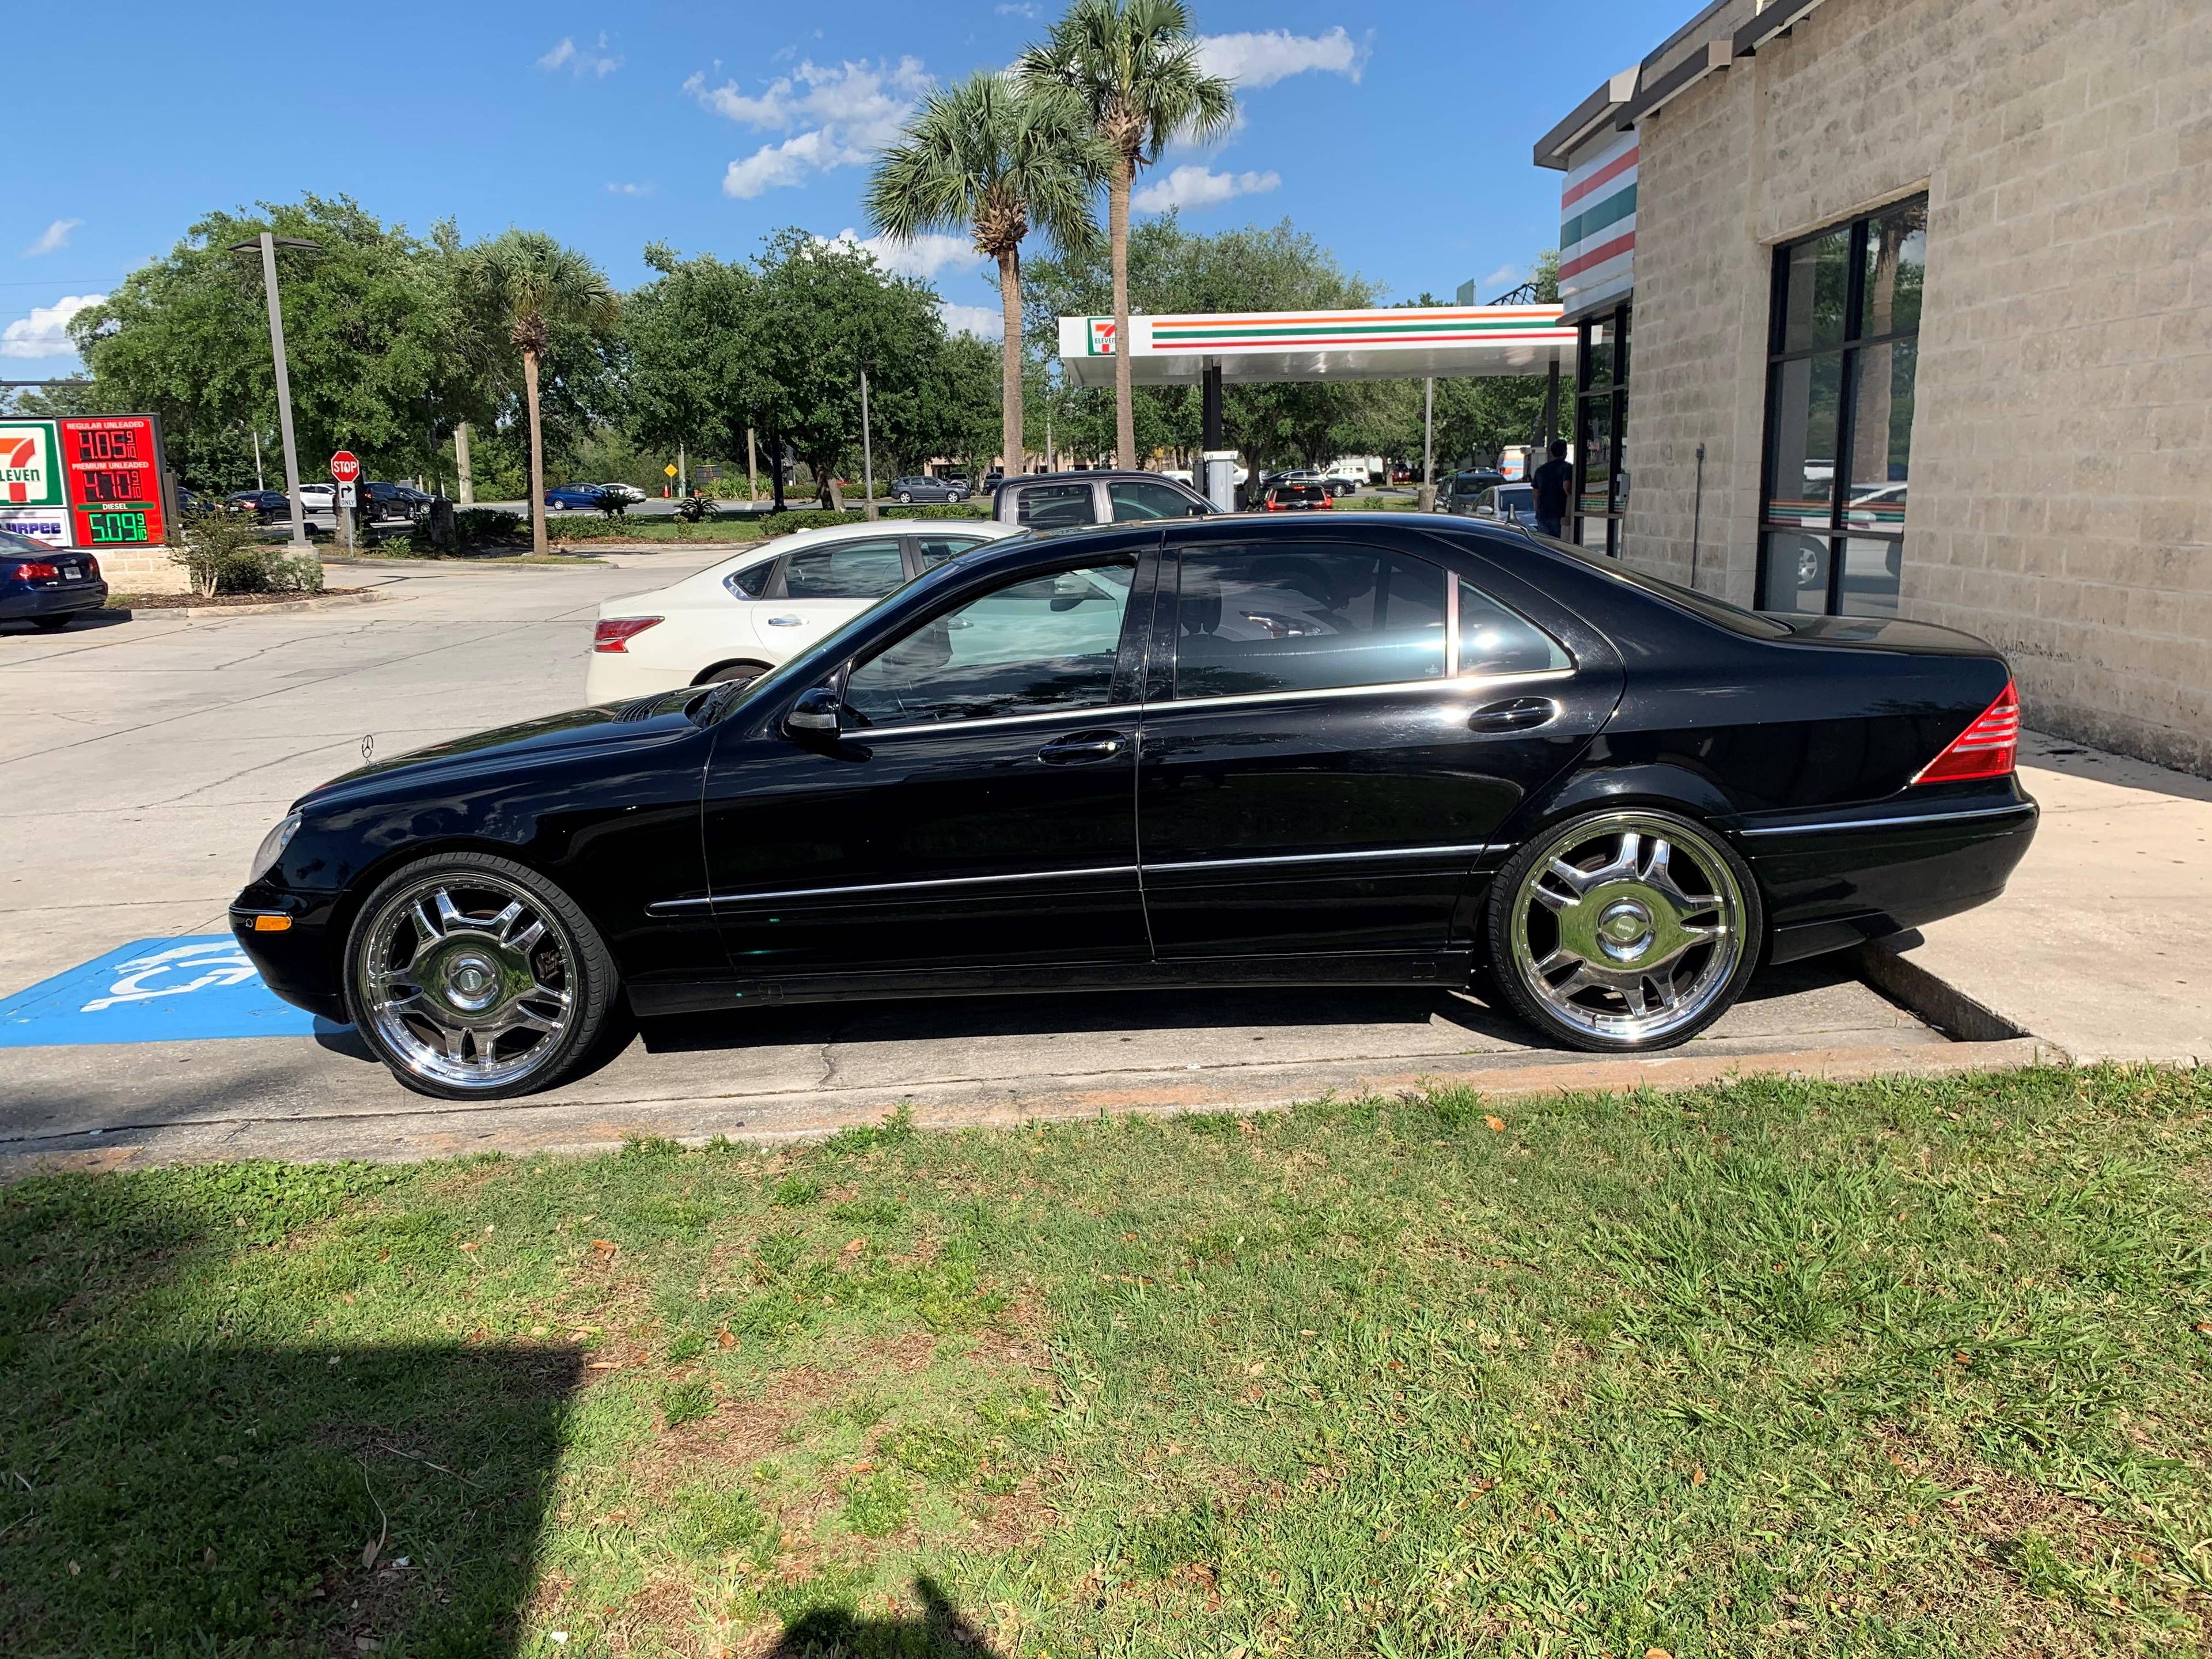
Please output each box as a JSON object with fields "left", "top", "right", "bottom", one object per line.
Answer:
{"left": 1468, "top": 696, "right": 1558, "bottom": 733}
{"left": 1037, "top": 730, "right": 1127, "bottom": 764}
{"left": 763, "top": 614, "right": 804, "bottom": 627}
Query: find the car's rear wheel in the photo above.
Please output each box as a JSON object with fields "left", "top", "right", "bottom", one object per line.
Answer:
{"left": 1485, "top": 809, "right": 1760, "bottom": 1052}
{"left": 345, "top": 852, "right": 618, "bottom": 1099}
{"left": 699, "top": 659, "right": 772, "bottom": 688}
{"left": 897, "top": 490, "right": 913, "bottom": 503}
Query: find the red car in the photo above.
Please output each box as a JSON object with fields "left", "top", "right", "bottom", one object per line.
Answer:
{"left": 1263, "top": 482, "right": 1334, "bottom": 512}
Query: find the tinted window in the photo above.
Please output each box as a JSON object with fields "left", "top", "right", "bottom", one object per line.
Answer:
{"left": 1014, "top": 482, "right": 1097, "bottom": 529}
{"left": 844, "top": 561, "right": 1136, "bottom": 727}
{"left": 1458, "top": 579, "right": 1570, "bottom": 676}
{"left": 783, "top": 538, "right": 906, "bottom": 599}
{"left": 1173, "top": 546, "right": 1447, "bottom": 699}
{"left": 915, "top": 535, "right": 987, "bottom": 569}
{"left": 1275, "top": 484, "right": 1328, "bottom": 505}
{"left": 724, "top": 558, "right": 774, "bottom": 599}
{"left": 1108, "top": 479, "right": 1201, "bottom": 521}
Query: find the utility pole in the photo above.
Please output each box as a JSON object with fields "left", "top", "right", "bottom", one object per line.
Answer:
{"left": 454, "top": 422, "right": 475, "bottom": 505}
{"left": 859, "top": 366, "right": 877, "bottom": 521}
{"left": 250, "top": 427, "right": 264, "bottom": 492}
{"left": 678, "top": 441, "right": 687, "bottom": 495}
{"left": 746, "top": 426, "right": 759, "bottom": 500}
{"left": 1419, "top": 376, "right": 1437, "bottom": 513}
{"left": 230, "top": 232, "right": 321, "bottom": 549}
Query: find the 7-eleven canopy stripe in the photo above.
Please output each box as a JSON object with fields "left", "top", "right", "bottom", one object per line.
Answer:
{"left": 1558, "top": 128, "right": 1638, "bottom": 314}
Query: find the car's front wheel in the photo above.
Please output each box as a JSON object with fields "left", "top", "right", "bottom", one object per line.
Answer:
{"left": 345, "top": 852, "right": 619, "bottom": 1099}
{"left": 1484, "top": 808, "right": 1760, "bottom": 1052}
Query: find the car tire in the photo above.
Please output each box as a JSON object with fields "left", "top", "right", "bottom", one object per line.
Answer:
{"left": 344, "top": 851, "right": 619, "bottom": 1100}
{"left": 699, "top": 660, "right": 772, "bottom": 688}
{"left": 1483, "top": 807, "right": 1762, "bottom": 1054}
{"left": 32, "top": 615, "right": 73, "bottom": 631}
{"left": 897, "top": 491, "right": 913, "bottom": 504}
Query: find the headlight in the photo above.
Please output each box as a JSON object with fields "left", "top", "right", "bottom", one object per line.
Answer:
{"left": 248, "top": 811, "right": 302, "bottom": 884}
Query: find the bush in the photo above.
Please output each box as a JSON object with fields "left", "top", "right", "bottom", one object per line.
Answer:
{"left": 454, "top": 507, "right": 521, "bottom": 546}
{"left": 171, "top": 512, "right": 324, "bottom": 596}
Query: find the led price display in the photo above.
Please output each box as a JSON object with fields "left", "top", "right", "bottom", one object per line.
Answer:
{"left": 60, "top": 416, "right": 166, "bottom": 548}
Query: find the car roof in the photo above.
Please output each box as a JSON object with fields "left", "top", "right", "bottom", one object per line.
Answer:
{"left": 622, "top": 515, "right": 1018, "bottom": 605}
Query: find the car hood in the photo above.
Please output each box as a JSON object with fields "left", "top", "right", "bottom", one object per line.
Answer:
{"left": 301, "top": 690, "right": 704, "bottom": 804}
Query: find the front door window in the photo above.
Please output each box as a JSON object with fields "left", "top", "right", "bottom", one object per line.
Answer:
{"left": 843, "top": 562, "right": 1136, "bottom": 727}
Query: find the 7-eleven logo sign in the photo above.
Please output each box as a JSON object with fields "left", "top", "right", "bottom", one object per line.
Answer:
{"left": 0, "top": 422, "right": 61, "bottom": 507}
{"left": 1086, "top": 316, "right": 1117, "bottom": 355}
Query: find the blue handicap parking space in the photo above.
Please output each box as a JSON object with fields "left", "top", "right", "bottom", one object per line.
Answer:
{"left": 0, "top": 934, "right": 339, "bottom": 1048}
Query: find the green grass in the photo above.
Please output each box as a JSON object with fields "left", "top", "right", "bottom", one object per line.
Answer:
{"left": 6, "top": 1067, "right": 2211, "bottom": 1657}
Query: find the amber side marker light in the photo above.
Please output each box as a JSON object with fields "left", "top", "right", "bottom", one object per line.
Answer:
{"left": 1911, "top": 680, "right": 2020, "bottom": 785}
{"left": 251, "top": 915, "right": 293, "bottom": 932}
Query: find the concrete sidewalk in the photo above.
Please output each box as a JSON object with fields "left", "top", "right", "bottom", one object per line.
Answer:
{"left": 1889, "top": 729, "right": 2212, "bottom": 1064}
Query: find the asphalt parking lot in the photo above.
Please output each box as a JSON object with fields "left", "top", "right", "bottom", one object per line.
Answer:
{"left": 0, "top": 552, "right": 2040, "bottom": 1173}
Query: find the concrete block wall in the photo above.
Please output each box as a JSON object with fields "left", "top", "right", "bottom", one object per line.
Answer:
{"left": 1619, "top": 0, "right": 2212, "bottom": 773}
{"left": 96, "top": 541, "right": 193, "bottom": 596}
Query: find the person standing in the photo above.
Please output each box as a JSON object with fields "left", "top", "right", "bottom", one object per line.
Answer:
{"left": 1531, "top": 439, "right": 1573, "bottom": 540}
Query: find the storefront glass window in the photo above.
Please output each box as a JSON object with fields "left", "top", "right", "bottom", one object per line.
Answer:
{"left": 1570, "top": 300, "right": 1630, "bottom": 554}
{"left": 1758, "top": 196, "right": 1925, "bottom": 617}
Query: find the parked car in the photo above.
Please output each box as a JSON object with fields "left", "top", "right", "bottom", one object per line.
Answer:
{"left": 584, "top": 518, "right": 1024, "bottom": 703}
{"left": 546, "top": 483, "right": 615, "bottom": 512}
{"left": 887, "top": 475, "right": 967, "bottom": 505}
{"left": 362, "top": 482, "right": 430, "bottom": 522}
{"left": 1442, "top": 470, "right": 1505, "bottom": 514}
{"left": 992, "top": 469, "right": 1214, "bottom": 530}
{"left": 233, "top": 513, "right": 2036, "bottom": 1100}
{"left": 600, "top": 482, "right": 648, "bottom": 504}
{"left": 298, "top": 483, "right": 336, "bottom": 512}
{"left": 228, "top": 489, "right": 294, "bottom": 522}
{"left": 0, "top": 529, "right": 104, "bottom": 631}
{"left": 1263, "top": 482, "right": 1334, "bottom": 511}
{"left": 1475, "top": 483, "right": 1538, "bottom": 529}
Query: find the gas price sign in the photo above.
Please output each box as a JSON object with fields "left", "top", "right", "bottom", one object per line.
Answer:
{"left": 62, "top": 416, "right": 167, "bottom": 548}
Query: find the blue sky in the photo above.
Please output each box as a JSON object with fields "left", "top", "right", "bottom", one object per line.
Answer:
{"left": 6, "top": 0, "right": 1679, "bottom": 371}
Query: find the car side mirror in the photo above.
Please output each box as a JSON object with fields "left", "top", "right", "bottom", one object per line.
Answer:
{"left": 785, "top": 686, "right": 842, "bottom": 736}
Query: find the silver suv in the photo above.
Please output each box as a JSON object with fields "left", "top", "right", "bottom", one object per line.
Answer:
{"left": 991, "top": 470, "right": 1215, "bottom": 530}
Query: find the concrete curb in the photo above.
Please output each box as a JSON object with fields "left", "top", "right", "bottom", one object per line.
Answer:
{"left": 1848, "top": 938, "right": 2047, "bottom": 1048}
{"left": 111, "top": 589, "right": 385, "bottom": 620}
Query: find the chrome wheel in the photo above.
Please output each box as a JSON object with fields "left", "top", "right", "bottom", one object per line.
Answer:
{"left": 356, "top": 872, "right": 575, "bottom": 1090}
{"left": 1507, "top": 812, "right": 1748, "bottom": 1045}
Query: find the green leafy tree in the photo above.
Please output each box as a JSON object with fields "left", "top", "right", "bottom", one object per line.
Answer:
{"left": 623, "top": 244, "right": 760, "bottom": 493}
{"left": 1019, "top": 0, "right": 1234, "bottom": 469}
{"left": 868, "top": 73, "right": 1107, "bottom": 475}
{"left": 916, "top": 332, "right": 1007, "bottom": 479}
{"left": 69, "top": 196, "right": 479, "bottom": 494}
{"left": 463, "top": 232, "right": 621, "bottom": 555}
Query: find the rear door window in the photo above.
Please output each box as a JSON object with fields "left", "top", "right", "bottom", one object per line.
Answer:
{"left": 780, "top": 538, "right": 907, "bottom": 599}
{"left": 1457, "top": 578, "right": 1571, "bottom": 675}
{"left": 1108, "top": 479, "right": 1202, "bottom": 521}
{"left": 1172, "top": 545, "right": 1448, "bottom": 699}
{"left": 915, "top": 535, "right": 988, "bottom": 569}
{"left": 1014, "top": 482, "right": 1099, "bottom": 529}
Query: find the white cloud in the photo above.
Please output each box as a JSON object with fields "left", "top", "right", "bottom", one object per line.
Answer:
{"left": 1, "top": 293, "right": 103, "bottom": 360}
{"left": 688, "top": 57, "right": 931, "bottom": 196}
{"left": 995, "top": 2, "right": 1038, "bottom": 14}
{"left": 938, "top": 301, "right": 1004, "bottom": 340}
{"left": 22, "top": 219, "right": 79, "bottom": 259}
{"left": 1131, "top": 164, "right": 1281, "bottom": 214}
{"left": 820, "top": 226, "right": 985, "bottom": 281}
{"left": 539, "top": 33, "right": 622, "bottom": 76}
{"left": 1195, "top": 26, "right": 1369, "bottom": 88}
{"left": 1481, "top": 263, "right": 1522, "bottom": 290}
{"left": 606, "top": 181, "right": 654, "bottom": 195}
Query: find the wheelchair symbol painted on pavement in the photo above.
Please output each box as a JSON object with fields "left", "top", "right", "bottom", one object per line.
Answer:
{"left": 0, "top": 934, "right": 330, "bottom": 1048}
{"left": 79, "top": 941, "right": 260, "bottom": 1012}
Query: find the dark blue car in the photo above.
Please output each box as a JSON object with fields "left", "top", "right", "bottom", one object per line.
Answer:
{"left": 0, "top": 529, "right": 105, "bottom": 631}
{"left": 545, "top": 484, "right": 617, "bottom": 512}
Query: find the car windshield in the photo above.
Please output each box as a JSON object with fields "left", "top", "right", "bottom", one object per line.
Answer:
{"left": 1535, "top": 534, "right": 1796, "bottom": 638}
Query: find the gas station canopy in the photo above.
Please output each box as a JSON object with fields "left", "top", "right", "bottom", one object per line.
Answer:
{"left": 1056, "top": 304, "right": 1574, "bottom": 387}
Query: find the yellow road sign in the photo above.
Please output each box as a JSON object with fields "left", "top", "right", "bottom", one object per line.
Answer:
{"left": 664, "top": 463, "right": 679, "bottom": 478}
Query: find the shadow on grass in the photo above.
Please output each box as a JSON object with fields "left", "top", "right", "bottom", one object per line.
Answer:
{"left": 1, "top": 1341, "right": 580, "bottom": 1657}
{"left": 767, "top": 1574, "right": 998, "bottom": 1657}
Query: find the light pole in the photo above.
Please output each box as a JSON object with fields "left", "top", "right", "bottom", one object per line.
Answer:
{"left": 1419, "top": 376, "right": 1437, "bottom": 513}
{"left": 858, "top": 365, "right": 877, "bottom": 521}
{"left": 229, "top": 233, "right": 321, "bottom": 548}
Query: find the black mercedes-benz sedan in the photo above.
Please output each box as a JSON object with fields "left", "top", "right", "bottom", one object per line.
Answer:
{"left": 232, "top": 516, "right": 2035, "bottom": 1099}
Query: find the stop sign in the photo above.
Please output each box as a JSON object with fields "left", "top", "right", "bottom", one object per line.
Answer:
{"left": 329, "top": 451, "right": 361, "bottom": 483}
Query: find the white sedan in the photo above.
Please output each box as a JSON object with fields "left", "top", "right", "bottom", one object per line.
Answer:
{"left": 585, "top": 517, "right": 1022, "bottom": 703}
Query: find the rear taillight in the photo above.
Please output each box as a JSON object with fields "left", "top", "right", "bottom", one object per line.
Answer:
{"left": 84, "top": 555, "right": 99, "bottom": 579}
{"left": 1913, "top": 680, "right": 2020, "bottom": 784}
{"left": 593, "top": 617, "right": 661, "bottom": 654}
{"left": 16, "top": 560, "right": 58, "bottom": 581}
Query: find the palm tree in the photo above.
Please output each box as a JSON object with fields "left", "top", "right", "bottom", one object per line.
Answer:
{"left": 468, "top": 232, "right": 620, "bottom": 556}
{"left": 1020, "top": 0, "right": 1233, "bottom": 469}
{"left": 868, "top": 73, "right": 1107, "bottom": 480}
